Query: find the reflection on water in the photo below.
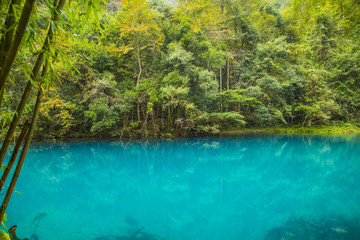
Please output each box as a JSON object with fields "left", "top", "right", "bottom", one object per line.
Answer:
{"left": 2, "top": 134, "right": 360, "bottom": 240}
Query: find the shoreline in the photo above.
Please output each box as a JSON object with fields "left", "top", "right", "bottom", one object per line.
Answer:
{"left": 219, "top": 126, "right": 360, "bottom": 135}
{"left": 26, "top": 125, "right": 360, "bottom": 142}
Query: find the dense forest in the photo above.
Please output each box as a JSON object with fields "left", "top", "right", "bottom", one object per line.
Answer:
{"left": 1, "top": 0, "right": 360, "bottom": 139}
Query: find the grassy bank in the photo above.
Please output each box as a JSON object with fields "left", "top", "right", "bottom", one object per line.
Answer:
{"left": 220, "top": 125, "right": 360, "bottom": 135}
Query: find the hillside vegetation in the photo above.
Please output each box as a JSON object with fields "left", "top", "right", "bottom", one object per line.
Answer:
{"left": 1, "top": 0, "right": 360, "bottom": 139}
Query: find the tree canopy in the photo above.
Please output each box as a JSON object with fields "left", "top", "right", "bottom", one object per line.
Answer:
{"left": 1, "top": 0, "right": 360, "bottom": 139}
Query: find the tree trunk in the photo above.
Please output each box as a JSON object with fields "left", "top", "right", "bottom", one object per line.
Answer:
{"left": 0, "top": 0, "right": 37, "bottom": 94}
{"left": 136, "top": 35, "right": 141, "bottom": 86}
{"left": 168, "top": 102, "right": 171, "bottom": 125}
{"left": 227, "top": 58, "right": 230, "bottom": 90}
{"left": 137, "top": 100, "right": 140, "bottom": 121}
{"left": 233, "top": 61, "right": 237, "bottom": 86}
{"left": 219, "top": 68, "right": 222, "bottom": 92}
{"left": 143, "top": 111, "right": 148, "bottom": 130}
{"left": 219, "top": 68, "right": 223, "bottom": 112}
{"left": 0, "top": 0, "right": 66, "bottom": 167}
{"left": 0, "top": 120, "right": 30, "bottom": 192}
{"left": 0, "top": 89, "right": 43, "bottom": 224}
{"left": 340, "top": 3, "right": 343, "bottom": 19}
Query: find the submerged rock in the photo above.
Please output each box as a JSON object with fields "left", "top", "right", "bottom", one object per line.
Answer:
{"left": 92, "top": 227, "right": 166, "bottom": 240}
{"left": 125, "top": 216, "right": 139, "bottom": 227}
{"left": 116, "top": 232, "right": 166, "bottom": 239}
{"left": 30, "top": 234, "right": 38, "bottom": 240}
{"left": 8, "top": 225, "right": 29, "bottom": 240}
{"left": 263, "top": 216, "right": 360, "bottom": 240}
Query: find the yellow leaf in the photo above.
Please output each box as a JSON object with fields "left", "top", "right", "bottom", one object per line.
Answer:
{"left": 40, "top": 86, "right": 47, "bottom": 97}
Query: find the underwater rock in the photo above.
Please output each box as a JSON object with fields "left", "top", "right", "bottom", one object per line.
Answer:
{"left": 92, "top": 237, "right": 115, "bottom": 240}
{"left": 29, "top": 234, "right": 38, "bottom": 240}
{"left": 115, "top": 232, "right": 166, "bottom": 239}
{"left": 92, "top": 227, "right": 166, "bottom": 240}
{"left": 263, "top": 215, "right": 360, "bottom": 240}
{"left": 8, "top": 225, "right": 29, "bottom": 240}
{"left": 125, "top": 216, "right": 138, "bottom": 227}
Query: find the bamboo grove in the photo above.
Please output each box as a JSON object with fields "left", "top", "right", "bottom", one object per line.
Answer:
{"left": 1, "top": 0, "right": 360, "bottom": 140}
{"left": 0, "top": 0, "right": 103, "bottom": 229}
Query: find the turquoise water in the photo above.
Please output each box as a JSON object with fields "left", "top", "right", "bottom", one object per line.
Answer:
{"left": 3, "top": 134, "right": 360, "bottom": 239}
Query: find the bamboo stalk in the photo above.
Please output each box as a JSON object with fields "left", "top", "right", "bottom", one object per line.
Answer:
{"left": 0, "top": 0, "right": 37, "bottom": 93}
{"left": 0, "top": 0, "right": 66, "bottom": 167}
{"left": 0, "top": 88, "right": 4, "bottom": 110}
{"left": 0, "top": 89, "right": 43, "bottom": 224}
{"left": 0, "top": 81, "right": 33, "bottom": 167}
{"left": 0, "top": 0, "right": 21, "bottom": 68}
{"left": 0, "top": 120, "right": 30, "bottom": 192}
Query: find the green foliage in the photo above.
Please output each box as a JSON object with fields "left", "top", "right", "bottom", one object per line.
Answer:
{"left": 201, "top": 111, "right": 246, "bottom": 128}
{"left": 0, "top": 213, "right": 9, "bottom": 240}
{"left": 38, "top": 93, "right": 75, "bottom": 137}
{"left": 85, "top": 97, "right": 120, "bottom": 133}
{"left": 252, "top": 105, "right": 272, "bottom": 125}
{"left": 166, "top": 43, "right": 194, "bottom": 68}
{"left": 2, "top": 0, "right": 360, "bottom": 139}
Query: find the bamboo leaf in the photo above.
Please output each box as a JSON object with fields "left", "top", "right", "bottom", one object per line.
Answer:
{"left": 0, "top": 232, "right": 10, "bottom": 240}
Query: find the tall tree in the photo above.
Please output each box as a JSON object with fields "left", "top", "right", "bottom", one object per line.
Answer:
{"left": 112, "top": 0, "right": 164, "bottom": 86}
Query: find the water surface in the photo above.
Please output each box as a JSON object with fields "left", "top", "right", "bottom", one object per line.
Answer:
{"left": 3, "top": 134, "right": 360, "bottom": 239}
